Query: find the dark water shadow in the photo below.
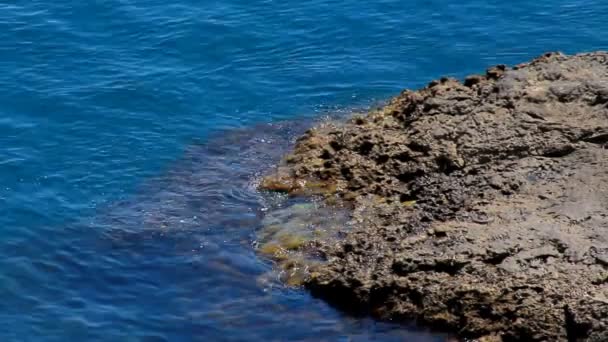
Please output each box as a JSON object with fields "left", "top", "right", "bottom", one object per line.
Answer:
{"left": 5, "top": 117, "right": 450, "bottom": 341}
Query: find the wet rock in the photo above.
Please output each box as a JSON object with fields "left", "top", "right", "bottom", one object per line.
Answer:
{"left": 255, "top": 201, "right": 351, "bottom": 286}
{"left": 260, "top": 52, "right": 608, "bottom": 341}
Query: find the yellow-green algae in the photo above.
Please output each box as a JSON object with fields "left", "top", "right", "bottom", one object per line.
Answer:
{"left": 255, "top": 200, "right": 350, "bottom": 287}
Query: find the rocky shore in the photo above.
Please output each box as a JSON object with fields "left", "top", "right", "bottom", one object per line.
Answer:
{"left": 259, "top": 52, "right": 608, "bottom": 341}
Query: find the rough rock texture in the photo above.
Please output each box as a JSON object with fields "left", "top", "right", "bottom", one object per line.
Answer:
{"left": 260, "top": 52, "right": 608, "bottom": 341}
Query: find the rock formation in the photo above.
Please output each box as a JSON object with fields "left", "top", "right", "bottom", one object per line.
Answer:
{"left": 260, "top": 52, "right": 608, "bottom": 341}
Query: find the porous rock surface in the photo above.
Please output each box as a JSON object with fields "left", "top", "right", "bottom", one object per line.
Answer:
{"left": 260, "top": 52, "right": 608, "bottom": 341}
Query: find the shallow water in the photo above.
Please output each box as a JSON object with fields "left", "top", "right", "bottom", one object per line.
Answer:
{"left": 2, "top": 0, "right": 608, "bottom": 340}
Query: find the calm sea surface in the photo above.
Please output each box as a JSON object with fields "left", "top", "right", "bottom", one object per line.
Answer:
{"left": 1, "top": 1, "right": 607, "bottom": 341}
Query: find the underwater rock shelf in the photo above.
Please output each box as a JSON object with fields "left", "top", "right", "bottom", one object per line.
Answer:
{"left": 260, "top": 52, "right": 608, "bottom": 341}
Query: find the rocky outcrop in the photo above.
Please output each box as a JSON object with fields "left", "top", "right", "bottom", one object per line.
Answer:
{"left": 260, "top": 52, "right": 608, "bottom": 341}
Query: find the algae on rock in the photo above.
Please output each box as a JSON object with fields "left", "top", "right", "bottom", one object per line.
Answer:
{"left": 255, "top": 200, "right": 351, "bottom": 287}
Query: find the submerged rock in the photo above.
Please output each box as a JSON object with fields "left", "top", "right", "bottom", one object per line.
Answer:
{"left": 260, "top": 52, "right": 608, "bottom": 341}
{"left": 255, "top": 200, "right": 351, "bottom": 287}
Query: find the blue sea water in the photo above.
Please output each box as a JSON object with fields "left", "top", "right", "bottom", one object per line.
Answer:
{"left": 1, "top": 1, "right": 608, "bottom": 341}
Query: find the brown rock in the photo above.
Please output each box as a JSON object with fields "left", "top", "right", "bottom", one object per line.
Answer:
{"left": 260, "top": 52, "right": 608, "bottom": 341}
